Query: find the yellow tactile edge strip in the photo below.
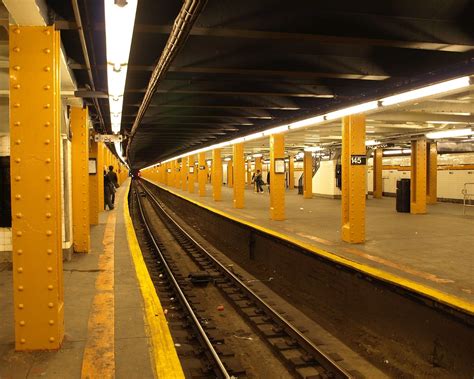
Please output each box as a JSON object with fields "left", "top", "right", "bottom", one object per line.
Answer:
{"left": 144, "top": 178, "right": 474, "bottom": 316}
{"left": 123, "top": 182, "right": 185, "bottom": 379}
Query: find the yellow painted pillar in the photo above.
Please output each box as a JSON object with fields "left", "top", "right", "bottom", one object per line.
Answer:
{"left": 255, "top": 156, "right": 262, "bottom": 173}
{"left": 303, "top": 151, "right": 312, "bottom": 199}
{"left": 246, "top": 163, "right": 252, "bottom": 188}
{"left": 9, "top": 25, "right": 64, "bottom": 350}
{"left": 188, "top": 155, "right": 196, "bottom": 193}
{"left": 288, "top": 155, "right": 295, "bottom": 189}
{"left": 373, "top": 147, "right": 383, "bottom": 199}
{"left": 233, "top": 143, "right": 245, "bottom": 208}
{"left": 212, "top": 149, "right": 222, "bottom": 201}
{"left": 89, "top": 141, "right": 104, "bottom": 224}
{"left": 70, "top": 107, "right": 90, "bottom": 253}
{"left": 175, "top": 160, "right": 181, "bottom": 189}
{"left": 198, "top": 152, "right": 206, "bottom": 197}
{"left": 341, "top": 115, "right": 366, "bottom": 243}
{"left": 427, "top": 142, "right": 437, "bottom": 204}
{"left": 227, "top": 159, "right": 233, "bottom": 188}
{"left": 411, "top": 139, "right": 427, "bottom": 214}
{"left": 181, "top": 157, "right": 187, "bottom": 190}
{"left": 269, "top": 134, "right": 285, "bottom": 220}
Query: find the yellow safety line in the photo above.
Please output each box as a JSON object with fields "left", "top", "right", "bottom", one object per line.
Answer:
{"left": 145, "top": 179, "right": 474, "bottom": 315}
{"left": 123, "top": 182, "right": 185, "bottom": 379}
{"left": 81, "top": 211, "right": 116, "bottom": 379}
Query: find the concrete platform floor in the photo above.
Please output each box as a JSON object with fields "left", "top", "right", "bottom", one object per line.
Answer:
{"left": 152, "top": 181, "right": 474, "bottom": 305}
{"left": 0, "top": 181, "right": 155, "bottom": 378}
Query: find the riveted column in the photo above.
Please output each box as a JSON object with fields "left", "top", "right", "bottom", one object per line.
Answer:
{"left": 269, "top": 134, "right": 285, "bottom": 220}
{"left": 175, "top": 160, "right": 181, "bottom": 189}
{"left": 9, "top": 25, "right": 64, "bottom": 350}
{"left": 303, "top": 151, "right": 312, "bottom": 199}
{"left": 212, "top": 149, "right": 222, "bottom": 201}
{"left": 188, "top": 155, "right": 196, "bottom": 193}
{"left": 181, "top": 157, "right": 187, "bottom": 190}
{"left": 71, "top": 107, "right": 90, "bottom": 253}
{"left": 246, "top": 162, "right": 252, "bottom": 188}
{"left": 373, "top": 147, "right": 383, "bottom": 198}
{"left": 427, "top": 142, "right": 437, "bottom": 204}
{"left": 227, "top": 159, "right": 233, "bottom": 188}
{"left": 255, "top": 156, "right": 262, "bottom": 173}
{"left": 341, "top": 115, "right": 366, "bottom": 243}
{"left": 198, "top": 152, "right": 206, "bottom": 197}
{"left": 411, "top": 139, "right": 427, "bottom": 214}
{"left": 288, "top": 155, "right": 295, "bottom": 189}
{"left": 89, "top": 141, "right": 104, "bottom": 224}
{"left": 233, "top": 143, "right": 245, "bottom": 208}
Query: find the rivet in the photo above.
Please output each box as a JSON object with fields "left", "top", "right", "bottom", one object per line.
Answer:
{"left": 15, "top": 194, "right": 21, "bottom": 200}
{"left": 45, "top": 158, "right": 51, "bottom": 163}
{"left": 18, "top": 285, "right": 24, "bottom": 291}
{"left": 15, "top": 158, "right": 21, "bottom": 163}
{"left": 17, "top": 267, "right": 23, "bottom": 273}
{"left": 43, "top": 29, "right": 50, "bottom": 35}
{"left": 43, "top": 66, "right": 51, "bottom": 72}
{"left": 16, "top": 231, "right": 22, "bottom": 237}
{"left": 46, "top": 230, "right": 52, "bottom": 236}
{"left": 43, "top": 48, "right": 51, "bottom": 54}
{"left": 13, "top": 47, "right": 20, "bottom": 53}
{"left": 48, "top": 320, "right": 54, "bottom": 325}
{"left": 14, "top": 84, "right": 20, "bottom": 89}
{"left": 20, "top": 338, "right": 26, "bottom": 344}
{"left": 15, "top": 140, "right": 21, "bottom": 145}
{"left": 44, "top": 139, "right": 50, "bottom": 145}
{"left": 13, "top": 65, "right": 20, "bottom": 71}
{"left": 43, "top": 104, "right": 50, "bottom": 109}
{"left": 19, "top": 321, "right": 25, "bottom": 326}
{"left": 17, "top": 249, "right": 23, "bottom": 255}
{"left": 13, "top": 28, "right": 20, "bottom": 34}
{"left": 44, "top": 121, "right": 50, "bottom": 127}
{"left": 45, "top": 212, "right": 51, "bottom": 218}
{"left": 48, "top": 302, "right": 54, "bottom": 308}
{"left": 47, "top": 285, "right": 53, "bottom": 290}
{"left": 18, "top": 303, "right": 24, "bottom": 309}
{"left": 43, "top": 85, "right": 51, "bottom": 90}
{"left": 45, "top": 194, "right": 51, "bottom": 200}
{"left": 49, "top": 337, "right": 55, "bottom": 343}
{"left": 16, "top": 213, "right": 22, "bottom": 219}
{"left": 15, "top": 176, "right": 21, "bottom": 181}
{"left": 47, "top": 267, "right": 52, "bottom": 272}
{"left": 45, "top": 176, "right": 51, "bottom": 182}
{"left": 14, "top": 121, "right": 21, "bottom": 126}
{"left": 47, "top": 249, "right": 52, "bottom": 255}
{"left": 14, "top": 103, "right": 20, "bottom": 108}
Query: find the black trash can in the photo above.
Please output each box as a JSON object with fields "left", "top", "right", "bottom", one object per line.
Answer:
{"left": 396, "top": 178, "right": 410, "bottom": 213}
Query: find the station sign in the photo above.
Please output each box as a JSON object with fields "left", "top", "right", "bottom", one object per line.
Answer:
{"left": 94, "top": 134, "right": 123, "bottom": 143}
{"left": 350, "top": 155, "right": 367, "bottom": 165}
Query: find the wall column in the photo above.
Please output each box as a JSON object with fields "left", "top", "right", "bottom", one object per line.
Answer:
{"left": 212, "top": 149, "right": 222, "bottom": 201}
{"left": 89, "top": 141, "right": 104, "bottom": 225}
{"left": 269, "top": 134, "right": 285, "bottom": 220}
{"left": 373, "top": 147, "right": 383, "bottom": 198}
{"left": 198, "top": 152, "right": 206, "bottom": 197}
{"left": 427, "top": 142, "right": 437, "bottom": 204}
{"left": 9, "top": 25, "right": 64, "bottom": 350}
{"left": 288, "top": 155, "right": 295, "bottom": 189}
{"left": 255, "top": 156, "right": 262, "bottom": 173}
{"left": 227, "top": 159, "right": 233, "bottom": 188}
{"left": 303, "top": 151, "right": 312, "bottom": 198}
{"left": 341, "top": 115, "right": 366, "bottom": 243}
{"left": 246, "top": 162, "right": 252, "bottom": 188}
{"left": 188, "top": 155, "right": 196, "bottom": 193}
{"left": 70, "top": 107, "right": 90, "bottom": 253}
{"left": 411, "top": 139, "right": 427, "bottom": 214}
{"left": 233, "top": 143, "right": 245, "bottom": 208}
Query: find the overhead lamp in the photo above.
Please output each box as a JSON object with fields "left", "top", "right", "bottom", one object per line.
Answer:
{"left": 425, "top": 128, "right": 474, "bottom": 139}
{"left": 263, "top": 125, "right": 289, "bottom": 136}
{"left": 303, "top": 146, "right": 322, "bottom": 152}
{"left": 383, "top": 149, "right": 403, "bottom": 155}
{"left": 426, "top": 120, "right": 467, "bottom": 125}
{"left": 289, "top": 115, "right": 325, "bottom": 130}
{"left": 224, "top": 157, "right": 232, "bottom": 162}
{"left": 252, "top": 153, "right": 263, "bottom": 158}
{"left": 243, "top": 132, "right": 264, "bottom": 142}
{"left": 325, "top": 101, "right": 379, "bottom": 120}
{"left": 365, "top": 140, "right": 380, "bottom": 146}
{"left": 380, "top": 76, "right": 470, "bottom": 106}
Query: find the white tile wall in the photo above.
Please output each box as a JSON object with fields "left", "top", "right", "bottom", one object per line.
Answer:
{"left": 0, "top": 227, "right": 12, "bottom": 252}
{"left": 0, "top": 134, "right": 10, "bottom": 157}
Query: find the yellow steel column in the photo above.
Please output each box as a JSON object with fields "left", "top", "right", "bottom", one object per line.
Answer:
{"left": 212, "top": 149, "right": 222, "bottom": 201}
{"left": 303, "top": 151, "right": 312, "bottom": 199}
{"left": 246, "top": 162, "right": 252, "bottom": 188}
{"left": 255, "top": 156, "right": 262, "bottom": 173}
{"left": 170, "top": 161, "right": 176, "bottom": 187}
{"left": 411, "top": 139, "right": 427, "bottom": 214}
{"left": 427, "top": 142, "right": 437, "bottom": 204}
{"left": 70, "top": 107, "right": 90, "bottom": 253}
{"left": 198, "top": 152, "right": 207, "bottom": 197}
{"left": 181, "top": 157, "right": 187, "bottom": 190}
{"left": 227, "top": 159, "right": 233, "bottom": 188}
{"left": 9, "top": 25, "right": 64, "bottom": 350}
{"left": 341, "top": 115, "right": 366, "bottom": 244}
{"left": 175, "top": 160, "right": 181, "bottom": 189}
{"left": 288, "top": 155, "right": 295, "bottom": 189}
{"left": 188, "top": 155, "right": 196, "bottom": 193}
{"left": 269, "top": 134, "right": 285, "bottom": 220}
{"left": 89, "top": 141, "right": 103, "bottom": 225}
{"left": 373, "top": 147, "right": 383, "bottom": 198}
{"left": 233, "top": 143, "right": 245, "bottom": 208}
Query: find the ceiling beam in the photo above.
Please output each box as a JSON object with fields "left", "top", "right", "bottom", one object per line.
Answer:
{"left": 128, "top": 104, "right": 301, "bottom": 110}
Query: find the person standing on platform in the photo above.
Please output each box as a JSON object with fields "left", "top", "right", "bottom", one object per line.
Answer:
{"left": 106, "top": 165, "right": 119, "bottom": 207}
{"left": 255, "top": 170, "right": 264, "bottom": 193}
{"left": 267, "top": 171, "right": 271, "bottom": 193}
{"left": 104, "top": 169, "right": 114, "bottom": 210}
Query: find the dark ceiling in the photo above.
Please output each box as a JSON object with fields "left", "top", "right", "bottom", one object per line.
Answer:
{"left": 47, "top": 0, "right": 474, "bottom": 168}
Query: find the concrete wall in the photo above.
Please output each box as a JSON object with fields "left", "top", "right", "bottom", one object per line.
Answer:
{"left": 313, "top": 160, "right": 341, "bottom": 198}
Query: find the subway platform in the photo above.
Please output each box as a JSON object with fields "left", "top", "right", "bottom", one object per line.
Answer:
{"left": 0, "top": 180, "right": 182, "bottom": 378}
{"left": 144, "top": 179, "right": 474, "bottom": 313}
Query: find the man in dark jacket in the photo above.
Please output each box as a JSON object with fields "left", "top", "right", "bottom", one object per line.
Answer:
{"left": 105, "top": 166, "right": 119, "bottom": 209}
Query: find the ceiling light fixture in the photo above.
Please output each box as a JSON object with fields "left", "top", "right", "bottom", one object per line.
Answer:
{"left": 425, "top": 128, "right": 474, "bottom": 139}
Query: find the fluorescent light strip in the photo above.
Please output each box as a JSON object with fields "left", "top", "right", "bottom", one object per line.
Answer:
{"left": 425, "top": 128, "right": 474, "bottom": 139}
{"left": 141, "top": 75, "right": 471, "bottom": 170}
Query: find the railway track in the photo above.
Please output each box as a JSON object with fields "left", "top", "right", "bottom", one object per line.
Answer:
{"left": 133, "top": 179, "right": 354, "bottom": 378}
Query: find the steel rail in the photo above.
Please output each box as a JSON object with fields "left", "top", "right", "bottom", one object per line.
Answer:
{"left": 139, "top": 180, "right": 352, "bottom": 379}
{"left": 133, "top": 185, "right": 231, "bottom": 379}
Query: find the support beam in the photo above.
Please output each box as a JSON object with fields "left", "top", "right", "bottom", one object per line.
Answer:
{"left": 227, "top": 159, "right": 233, "bottom": 188}
{"left": 212, "top": 149, "right": 222, "bottom": 201}
{"left": 198, "top": 152, "right": 206, "bottom": 197}
{"left": 9, "top": 25, "right": 64, "bottom": 350}
{"left": 269, "top": 134, "right": 285, "bottom": 221}
{"left": 188, "top": 155, "right": 196, "bottom": 193}
{"left": 411, "top": 139, "right": 427, "bottom": 214}
{"left": 71, "top": 107, "right": 90, "bottom": 253}
{"left": 174, "top": 159, "right": 181, "bottom": 189}
{"left": 89, "top": 141, "right": 104, "bottom": 224}
{"left": 181, "top": 157, "right": 187, "bottom": 190}
{"left": 427, "top": 142, "right": 437, "bottom": 204}
{"left": 373, "top": 148, "right": 383, "bottom": 199}
{"left": 246, "top": 163, "right": 252, "bottom": 188}
{"left": 288, "top": 155, "right": 295, "bottom": 189}
{"left": 341, "top": 115, "right": 366, "bottom": 244}
{"left": 255, "top": 157, "right": 262, "bottom": 174}
{"left": 233, "top": 143, "right": 245, "bottom": 209}
{"left": 303, "top": 151, "right": 313, "bottom": 199}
